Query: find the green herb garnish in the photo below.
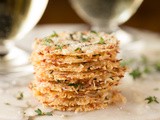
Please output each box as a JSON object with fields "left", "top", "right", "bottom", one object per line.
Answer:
{"left": 35, "top": 108, "right": 43, "bottom": 115}
{"left": 82, "top": 37, "right": 88, "bottom": 42}
{"left": 129, "top": 68, "right": 142, "bottom": 79}
{"left": 55, "top": 45, "right": 63, "bottom": 50}
{"left": 35, "top": 108, "right": 52, "bottom": 116}
{"left": 145, "top": 96, "right": 159, "bottom": 104}
{"left": 70, "top": 33, "right": 74, "bottom": 39}
{"left": 143, "top": 66, "right": 151, "bottom": 73}
{"left": 75, "top": 47, "right": 81, "bottom": 51}
{"left": 155, "top": 62, "right": 160, "bottom": 71}
{"left": 17, "top": 92, "right": 23, "bottom": 100}
{"left": 90, "top": 30, "right": 97, "bottom": 34}
{"left": 68, "top": 83, "right": 81, "bottom": 88}
{"left": 50, "top": 31, "right": 58, "bottom": 37}
{"left": 43, "top": 38, "right": 53, "bottom": 46}
{"left": 43, "top": 32, "right": 57, "bottom": 45}
{"left": 97, "top": 37, "right": 105, "bottom": 44}
{"left": 81, "top": 34, "right": 88, "bottom": 42}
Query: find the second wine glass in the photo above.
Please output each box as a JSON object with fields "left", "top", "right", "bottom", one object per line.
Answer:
{"left": 70, "top": 0, "right": 143, "bottom": 33}
{"left": 0, "top": 0, "right": 48, "bottom": 76}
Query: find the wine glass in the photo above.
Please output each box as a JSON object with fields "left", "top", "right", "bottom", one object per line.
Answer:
{"left": 69, "top": 0, "right": 143, "bottom": 44}
{"left": 0, "top": 0, "right": 48, "bottom": 76}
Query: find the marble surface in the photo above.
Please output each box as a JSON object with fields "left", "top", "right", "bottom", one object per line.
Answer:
{"left": 0, "top": 24, "right": 160, "bottom": 120}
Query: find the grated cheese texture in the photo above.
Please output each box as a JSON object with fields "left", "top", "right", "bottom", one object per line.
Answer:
{"left": 34, "top": 31, "right": 119, "bottom": 56}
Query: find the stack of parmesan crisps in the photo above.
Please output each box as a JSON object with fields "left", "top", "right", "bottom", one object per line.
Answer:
{"left": 30, "top": 31, "right": 126, "bottom": 112}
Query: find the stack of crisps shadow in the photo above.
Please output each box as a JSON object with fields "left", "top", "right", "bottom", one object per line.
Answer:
{"left": 30, "top": 31, "right": 126, "bottom": 112}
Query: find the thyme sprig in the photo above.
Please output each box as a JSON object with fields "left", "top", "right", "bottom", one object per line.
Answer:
{"left": 35, "top": 108, "right": 52, "bottom": 116}
{"left": 145, "top": 96, "right": 159, "bottom": 104}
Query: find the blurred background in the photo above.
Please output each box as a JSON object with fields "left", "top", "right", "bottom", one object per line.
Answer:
{"left": 38, "top": 0, "right": 160, "bottom": 33}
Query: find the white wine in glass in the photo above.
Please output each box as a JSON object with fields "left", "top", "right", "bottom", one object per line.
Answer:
{"left": 70, "top": 0, "right": 143, "bottom": 32}
{"left": 0, "top": 0, "right": 48, "bottom": 75}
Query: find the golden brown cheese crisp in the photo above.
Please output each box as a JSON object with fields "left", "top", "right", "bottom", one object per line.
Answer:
{"left": 34, "top": 67, "right": 125, "bottom": 81}
{"left": 33, "top": 90, "right": 126, "bottom": 112}
{"left": 30, "top": 84, "right": 112, "bottom": 99}
{"left": 31, "top": 77, "right": 120, "bottom": 92}
{"left": 33, "top": 31, "right": 119, "bottom": 56}
{"left": 30, "top": 31, "right": 126, "bottom": 112}
{"left": 32, "top": 90, "right": 113, "bottom": 106}
{"left": 32, "top": 59, "right": 120, "bottom": 72}
{"left": 31, "top": 50, "right": 117, "bottom": 64}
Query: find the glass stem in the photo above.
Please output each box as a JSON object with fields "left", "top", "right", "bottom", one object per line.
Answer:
{"left": 0, "top": 40, "right": 31, "bottom": 74}
{"left": 91, "top": 23, "right": 119, "bottom": 33}
{"left": 0, "top": 40, "right": 9, "bottom": 57}
{"left": 0, "top": 40, "right": 29, "bottom": 63}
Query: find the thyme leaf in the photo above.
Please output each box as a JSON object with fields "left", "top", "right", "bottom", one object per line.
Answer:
{"left": 68, "top": 83, "right": 81, "bottom": 88}
{"left": 81, "top": 34, "right": 88, "bottom": 42}
{"left": 35, "top": 108, "right": 52, "bottom": 116}
{"left": 16, "top": 92, "right": 23, "bottom": 100}
{"left": 50, "top": 31, "right": 58, "bottom": 37}
{"left": 35, "top": 108, "right": 43, "bottom": 115}
{"left": 129, "top": 68, "right": 142, "bottom": 79}
{"left": 155, "top": 62, "right": 160, "bottom": 71}
{"left": 75, "top": 47, "right": 81, "bottom": 51}
{"left": 143, "top": 66, "right": 151, "bottom": 73}
{"left": 145, "top": 96, "right": 159, "bottom": 104}
{"left": 90, "top": 30, "right": 97, "bottom": 34}
{"left": 42, "top": 38, "right": 53, "bottom": 46}
{"left": 70, "top": 33, "right": 74, "bottom": 39}
{"left": 55, "top": 45, "right": 63, "bottom": 50}
{"left": 97, "top": 37, "right": 105, "bottom": 44}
